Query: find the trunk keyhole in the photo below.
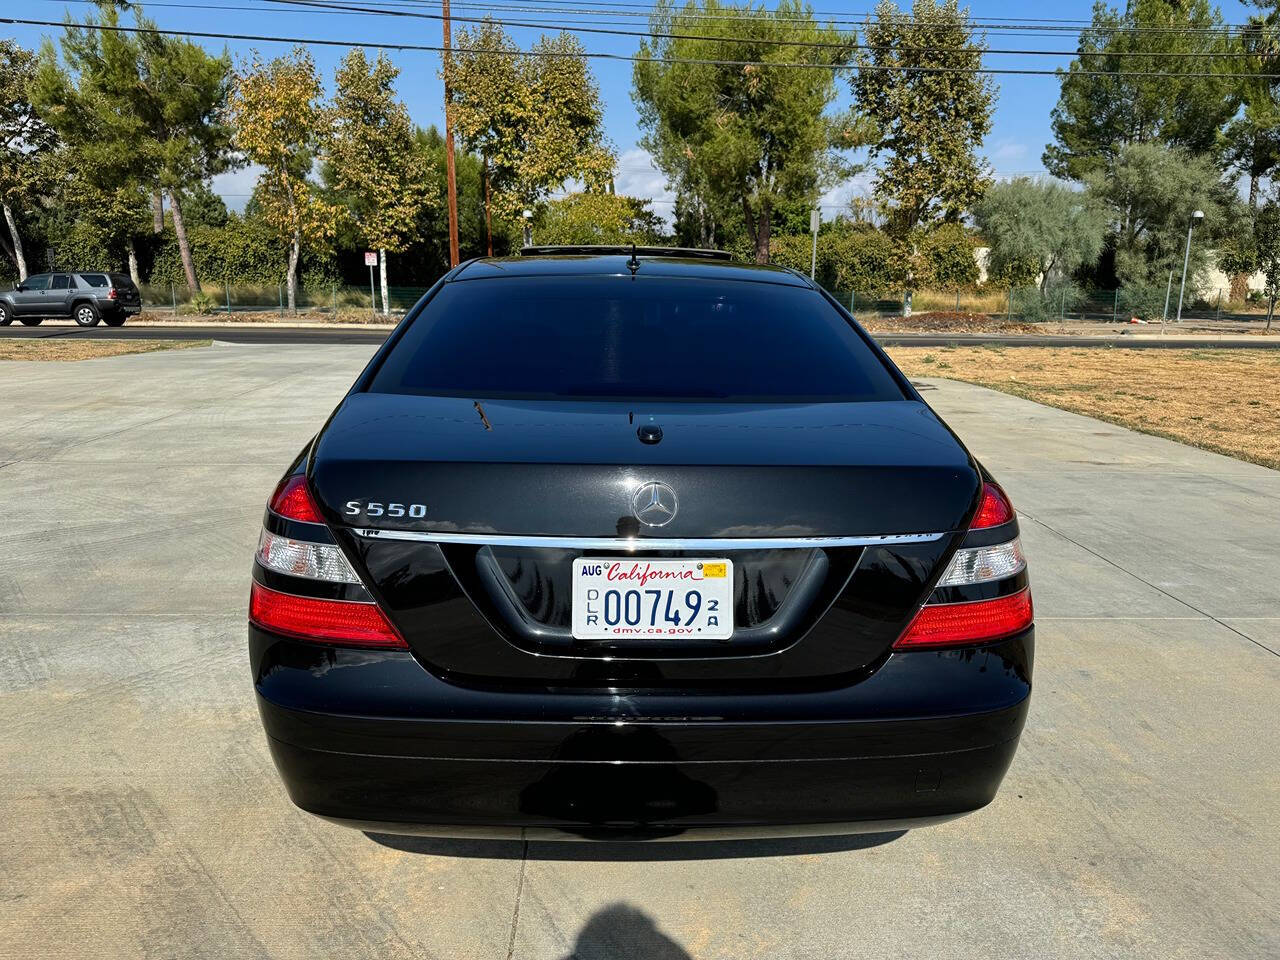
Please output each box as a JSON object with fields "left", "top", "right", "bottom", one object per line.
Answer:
{"left": 637, "top": 423, "right": 663, "bottom": 445}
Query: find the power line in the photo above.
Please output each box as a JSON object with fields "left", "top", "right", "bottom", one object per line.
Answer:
{"left": 359, "top": 0, "right": 1269, "bottom": 36}
{"left": 7, "top": 15, "right": 1278, "bottom": 78}
{"left": 36, "top": 0, "right": 1272, "bottom": 43}
{"left": 37, "top": 0, "right": 1270, "bottom": 39}
{"left": 264, "top": 0, "right": 1272, "bottom": 60}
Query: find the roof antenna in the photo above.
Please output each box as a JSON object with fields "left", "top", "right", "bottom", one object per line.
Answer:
{"left": 626, "top": 242, "right": 640, "bottom": 275}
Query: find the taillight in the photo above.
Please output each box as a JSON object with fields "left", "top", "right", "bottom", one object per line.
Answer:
{"left": 257, "top": 529, "right": 360, "bottom": 582}
{"left": 268, "top": 474, "right": 324, "bottom": 523}
{"left": 934, "top": 538, "right": 1025, "bottom": 587}
{"left": 895, "top": 478, "right": 1031, "bottom": 650}
{"left": 107, "top": 287, "right": 118, "bottom": 300}
{"left": 250, "top": 582, "right": 406, "bottom": 648}
{"left": 971, "top": 482, "right": 1014, "bottom": 529}
{"left": 252, "top": 471, "right": 406, "bottom": 648}
{"left": 895, "top": 589, "right": 1033, "bottom": 649}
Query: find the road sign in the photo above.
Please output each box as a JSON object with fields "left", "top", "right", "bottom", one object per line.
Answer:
{"left": 364, "top": 251, "right": 378, "bottom": 266}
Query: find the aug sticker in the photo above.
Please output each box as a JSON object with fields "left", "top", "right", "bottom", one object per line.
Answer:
{"left": 701, "top": 562, "right": 727, "bottom": 578}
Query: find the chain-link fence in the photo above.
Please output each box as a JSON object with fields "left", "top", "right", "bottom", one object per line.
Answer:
{"left": 826, "top": 283, "right": 1270, "bottom": 324}
{"left": 126, "top": 277, "right": 1269, "bottom": 325}
{"left": 136, "top": 281, "right": 433, "bottom": 320}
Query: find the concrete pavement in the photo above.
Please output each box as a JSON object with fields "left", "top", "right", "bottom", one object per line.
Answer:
{"left": 0, "top": 342, "right": 1276, "bottom": 959}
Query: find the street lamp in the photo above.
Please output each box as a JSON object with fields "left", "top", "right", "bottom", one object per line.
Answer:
{"left": 522, "top": 209, "right": 533, "bottom": 248}
{"left": 1175, "top": 209, "right": 1205, "bottom": 323}
{"left": 809, "top": 207, "right": 820, "bottom": 279}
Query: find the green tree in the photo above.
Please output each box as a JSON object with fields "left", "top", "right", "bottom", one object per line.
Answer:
{"left": 140, "top": 27, "right": 234, "bottom": 293}
{"left": 229, "top": 49, "right": 342, "bottom": 311}
{"left": 916, "top": 222, "right": 978, "bottom": 290}
{"left": 1086, "top": 142, "right": 1239, "bottom": 303}
{"left": 1255, "top": 197, "right": 1280, "bottom": 328}
{"left": 34, "top": 15, "right": 151, "bottom": 283}
{"left": 1219, "top": 14, "right": 1280, "bottom": 300}
{"left": 851, "top": 0, "right": 995, "bottom": 237}
{"left": 0, "top": 39, "right": 57, "bottom": 280}
{"left": 413, "top": 125, "right": 496, "bottom": 271}
{"left": 1224, "top": 17, "right": 1280, "bottom": 213}
{"left": 35, "top": 3, "right": 233, "bottom": 292}
{"left": 178, "top": 181, "right": 230, "bottom": 230}
{"left": 447, "top": 20, "right": 615, "bottom": 252}
{"left": 533, "top": 193, "right": 663, "bottom": 245}
{"left": 326, "top": 49, "right": 435, "bottom": 314}
{"left": 973, "top": 177, "right": 1107, "bottom": 294}
{"left": 634, "top": 0, "right": 854, "bottom": 264}
{"left": 1044, "top": 0, "right": 1237, "bottom": 182}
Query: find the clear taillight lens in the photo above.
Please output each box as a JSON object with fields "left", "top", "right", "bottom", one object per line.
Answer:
{"left": 256, "top": 529, "right": 360, "bottom": 583}
{"left": 936, "top": 538, "right": 1026, "bottom": 588}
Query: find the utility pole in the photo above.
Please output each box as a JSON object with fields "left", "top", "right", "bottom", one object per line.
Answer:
{"left": 442, "top": 0, "right": 460, "bottom": 267}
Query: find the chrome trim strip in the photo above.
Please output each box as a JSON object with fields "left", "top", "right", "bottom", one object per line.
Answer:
{"left": 352, "top": 529, "right": 947, "bottom": 549}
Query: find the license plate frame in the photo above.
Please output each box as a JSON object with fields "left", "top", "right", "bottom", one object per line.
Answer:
{"left": 570, "top": 557, "right": 734, "bottom": 641}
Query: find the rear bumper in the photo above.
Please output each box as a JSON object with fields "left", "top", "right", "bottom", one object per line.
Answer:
{"left": 251, "top": 627, "right": 1032, "bottom": 839}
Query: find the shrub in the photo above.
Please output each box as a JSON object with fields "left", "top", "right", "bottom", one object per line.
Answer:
{"left": 1116, "top": 282, "right": 1170, "bottom": 322}
{"left": 46, "top": 219, "right": 125, "bottom": 274}
{"left": 148, "top": 213, "right": 337, "bottom": 287}
{"left": 188, "top": 290, "right": 218, "bottom": 315}
{"left": 916, "top": 223, "right": 979, "bottom": 289}
{"left": 825, "top": 225, "right": 907, "bottom": 293}
{"left": 1013, "top": 283, "right": 1087, "bottom": 322}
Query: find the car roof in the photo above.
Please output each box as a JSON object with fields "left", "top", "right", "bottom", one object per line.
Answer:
{"left": 451, "top": 254, "right": 814, "bottom": 287}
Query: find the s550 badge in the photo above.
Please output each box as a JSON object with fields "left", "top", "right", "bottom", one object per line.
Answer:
{"left": 344, "top": 501, "right": 428, "bottom": 519}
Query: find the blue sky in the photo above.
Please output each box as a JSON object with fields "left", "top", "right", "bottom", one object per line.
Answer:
{"left": 9, "top": 0, "right": 1262, "bottom": 217}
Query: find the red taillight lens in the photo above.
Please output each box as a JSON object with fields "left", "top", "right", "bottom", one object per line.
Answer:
{"left": 249, "top": 582, "right": 407, "bottom": 648}
{"left": 895, "top": 588, "right": 1033, "bottom": 650}
{"left": 107, "top": 287, "right": 118, "bottom": 300}
{"left": 268, "top": 474, "right": 324, "bottom": 523}
{"left": 971, "top": 481, "right": 1014, "bottom": 529}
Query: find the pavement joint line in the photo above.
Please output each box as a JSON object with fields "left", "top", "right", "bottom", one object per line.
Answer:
{"left": 505, "top": 837, "right": 530, "bottom": 960}
{"left": 1022, "top": 512, "right": 1280, "bottom": 658}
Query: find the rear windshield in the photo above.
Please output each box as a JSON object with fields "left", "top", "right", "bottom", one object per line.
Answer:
{"left": 110, "top": 274, "right": 135, "bottom": 288}
{"left": 368, "top": 276, "right": 904, "bottom": 402}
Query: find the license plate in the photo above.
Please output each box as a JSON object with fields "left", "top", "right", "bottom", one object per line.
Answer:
{"left": 571, "top": 558, "right": 733, "bottom": 640}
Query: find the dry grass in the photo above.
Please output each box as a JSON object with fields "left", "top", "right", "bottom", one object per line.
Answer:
{"left": 909, "top": 288, "right": 1012, "bottom": 314}
{"left": 864, "top": 311, "right": 1045, "bottom": 335}
{"left": 888, "top": 346, "right": 1280, "bottom": 470}
{"left": 0, "top": 339, "right": 210, "bottom": 362}
{"left": 137, "top": 309, "right": 396, "bottom": 325}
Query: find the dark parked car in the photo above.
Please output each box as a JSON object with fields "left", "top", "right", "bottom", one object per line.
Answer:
{"left": 0, "top": 271, "right": 142, "bottom": 327}
{"left": 249, "top": 247, "right": 1034, "bottom": 840}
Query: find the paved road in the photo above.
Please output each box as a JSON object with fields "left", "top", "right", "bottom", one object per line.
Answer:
{"left": 4, "top": 321, "right": 1280, "bottom": 348}
{"left": 1, "top": 343, "right": 1276, "bottom": 959}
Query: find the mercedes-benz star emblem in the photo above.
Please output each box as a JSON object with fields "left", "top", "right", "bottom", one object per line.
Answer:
{"left": 632, "top": 481, "right": 678, "bottom": 527}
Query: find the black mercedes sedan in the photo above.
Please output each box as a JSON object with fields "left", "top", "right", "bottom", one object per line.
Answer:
{"left": 248, "top": 247, "right": 1033, "bottom": 839}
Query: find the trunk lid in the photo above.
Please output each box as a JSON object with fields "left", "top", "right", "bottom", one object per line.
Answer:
{"left": 312, "top": 393, "right": 979, "bottom": 687}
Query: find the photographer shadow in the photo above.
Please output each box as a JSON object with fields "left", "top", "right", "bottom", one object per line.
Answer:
{"left": 557, "top": 903, "right": 691, "bottom": 960}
